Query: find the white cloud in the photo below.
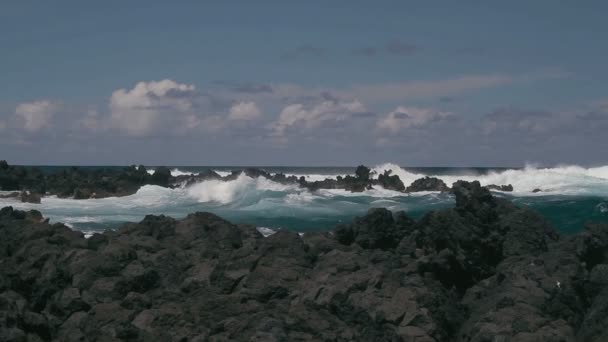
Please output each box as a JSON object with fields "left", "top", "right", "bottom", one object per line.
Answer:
{"left": 109, "top": 79, "right": 197, "bottom": 136}
{"left": 376, "top": 106, "right": 452, "bottom": 134}
{"left": 228, "top": 101, "right": 261, "bottom": 121}
{"left": 270, "top": 99, "right": 366, "bottom": 137}
{"left": 14, "top": 100, "right": 59, "bottom": 132}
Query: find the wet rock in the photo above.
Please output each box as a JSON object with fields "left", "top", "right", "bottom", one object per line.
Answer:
{"left": 377, "top": 169, "right": 405, "bottom": 191}
{"left": 0, "top": 183, "right": 606, "bottom": 340}
{"left": 336, "top": 208, "right": 413, "bottom": 250}
{"left": 150, "top": 166, "right": 171, "bottom": 187}
{"left": 20, "top": 191, "right": 41, "bottom": 204}
{"left": 406, "top": 176, "right": 449, "bottom": 192}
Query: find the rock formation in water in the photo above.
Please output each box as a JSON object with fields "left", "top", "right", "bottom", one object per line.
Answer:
{"left": 0, "top": 181, "right": 605, "bottom": 341}
{"left": 405, "top": 176, "right": 450, "bottom": 193}
{"left": 2, "top": 161, "right": 526, "bottom": 203}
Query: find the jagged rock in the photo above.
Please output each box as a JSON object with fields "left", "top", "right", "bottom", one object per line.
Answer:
{"left": 20, "top": 191, "right": 41, "bottom": 204}
{"left": 406, "top": 176, "right": 449, "bottom": 192}
{"left": 150, "top": 166, "right": 171, "bottom": 187}
{"left": 0, "top": 183, "right": 606, "bottom": 340}
{"left": 377, "top": 170, "right": 405, "bottom": 191}
{"left": 336, "top": 208, "right": 414, "bottom": 249}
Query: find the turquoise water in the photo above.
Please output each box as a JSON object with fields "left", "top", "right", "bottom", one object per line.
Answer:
{"left": 2, "top": 163, "right": 607, "bottom": 235}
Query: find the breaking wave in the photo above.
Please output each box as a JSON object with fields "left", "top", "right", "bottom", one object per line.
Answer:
{"left": 371, "top": 163, "right": 608, "bottom": 196}
{"left": 2, "top": 163, "right": 607, "bottom": 234}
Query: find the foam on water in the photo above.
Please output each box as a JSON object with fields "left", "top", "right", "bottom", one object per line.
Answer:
{"left": 186, "top": 173, "right": 300, "bottom": 204}
{"left": 2, "top": 162, "right": 607, "bottom": 234}
{"left": 256, "top": 227, "right": 277, "bottom": 237}
{"left": 371, "top": 163, "right": 608, "bottom": 196}
{"left": 147, "top": 168, "right": 198, "bottom": 177}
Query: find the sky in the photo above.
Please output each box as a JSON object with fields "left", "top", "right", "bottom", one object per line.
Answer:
{"left": 1, "top": 1, "right": 607, "bottom": 166}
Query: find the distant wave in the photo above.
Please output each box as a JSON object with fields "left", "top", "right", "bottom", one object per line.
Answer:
{"left": 146, "top": 168, "right": 198, "bottom": 177}
{"left": 371, "top": 162, "right": 608, "bottom": 195}
{"left": 2, "top": 162, "right": 607, "bottom": 233}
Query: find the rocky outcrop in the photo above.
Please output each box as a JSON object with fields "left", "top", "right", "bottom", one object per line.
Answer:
{"left": 1, "top": 161, "right": 476, "bottom": 203}
{"left": 406, "top": 176, "right": 450, "bottom": 192}
{"left": 0, "top": 181, "right": 606, "bottom": 341}
{"left": 0, "top": 161, "right": 156, "bottom": 200}
{"left": 20, "top": 191, "right": 41, "bottom": 204}
{"left": 377, "top": 170, "right": 406, "bottom": 191}
{"left": 303, "top": 165, "right": 374, "bottom": 192}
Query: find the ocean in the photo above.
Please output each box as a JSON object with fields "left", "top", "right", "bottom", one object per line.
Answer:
{"left": 1, "top": 163, "right": 607, "bottom": 236}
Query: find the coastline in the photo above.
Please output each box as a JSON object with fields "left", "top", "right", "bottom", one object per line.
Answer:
{"left": 1, "top": 181, "right": 606, "bottom": 341}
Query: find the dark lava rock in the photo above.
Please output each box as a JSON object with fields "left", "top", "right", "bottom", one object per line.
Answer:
{"left": 20, "top": 191, "right": 41, "bottom": 204}
{"left": 335, "top": 207, "right": 414, "bottom": 249}
{"left": 377, "top": 170, "right": 405, "bottom": 191}
{"left": 150, "top": 167, "right": 171, "bottom": 187}
{"left": 406, "top": 176, "right": 449, "bottom": 192}
{"left": 0, "top": 181, "right": 606, "bottom": 341}
{"left": 485, "top": 184, "right": 514, "bottom": 192}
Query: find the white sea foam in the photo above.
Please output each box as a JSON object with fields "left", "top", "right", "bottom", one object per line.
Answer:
{"left": 186, "top": 173, "right": 299, "bottom": 204}
{"left": 371, "top": 162, "right": 608, "bottom": 195}
{"left": 170, "top": 168, "right": 197, "bottom": 177}
{"left": 256, "top": 227, "right": 277, "bottom": 237}
{"left": 146, "top": 168, "right": 198, "bottom": 177}
{"left": 2, "top": 163, "right": 606, "bottom": 232}
{"left": 213, "top": 170, "right": 233, "bottom": 178}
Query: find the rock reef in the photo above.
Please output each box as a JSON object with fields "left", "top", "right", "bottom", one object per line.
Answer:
{"left": 1, "top": 161, "right": 523, "bottom": 202}
{"left": 0, "top": 181, "right": 606, "bottom": 341}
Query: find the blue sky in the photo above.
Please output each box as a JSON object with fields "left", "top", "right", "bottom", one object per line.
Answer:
{"left": 1, "top": 1, "right": 607, "bottom": 166}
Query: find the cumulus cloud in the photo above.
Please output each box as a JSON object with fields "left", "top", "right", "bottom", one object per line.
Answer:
{"left": 228, "top": 101, "right": 261, "bottom": 121}
{"left": 109, "top": 79, "right": 199, "bottom": 136}
{"left": 376, "top": 106, "right": 452, "bottom": 134}
{"left": 14, "top": 100, "right": 59, "bottom": 132}
{"left": 270, "top": 99, "right": 367, "bottom": 138}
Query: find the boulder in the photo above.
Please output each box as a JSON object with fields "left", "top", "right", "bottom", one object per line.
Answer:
{"left": 377, "top": 170, "right": 405, "bottom": 191}
{"left": 20, "top": 191, "right": 41, "bottom": 204}
{"left": 0, "top": 183, "right": 606, "bottom": 340}
{"left": 150, "top": 167, "right": 172, "bottom": 187}
{"left": 406, "top": 176, "right": 449, "bottom": 192}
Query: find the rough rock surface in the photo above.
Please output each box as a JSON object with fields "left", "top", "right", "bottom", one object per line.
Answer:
{"left": 1, "top": 180, "right": 606, "bottom": 341}
{"left": 2, "top": 161, "right": 469, "bottom": 202}
{"left": 406, "top": 176, "right": 450, "bottom": 192}
{"left": 377, "top": 170, "right": 406, "bottom": 192}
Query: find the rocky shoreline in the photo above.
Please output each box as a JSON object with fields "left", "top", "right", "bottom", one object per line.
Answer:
{"left": 0, "top": 181, "right": 606, "bottom": 341}
{"left": 0, "top": 161, "right": 515, "bottom": 203}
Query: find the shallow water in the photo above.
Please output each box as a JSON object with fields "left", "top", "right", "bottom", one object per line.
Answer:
{"left": 2, "top": 163, "right": 607, "bottom": 236}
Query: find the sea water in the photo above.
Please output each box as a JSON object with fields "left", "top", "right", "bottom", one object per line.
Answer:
{"left": 1, "top": 163, "right": 607, "bottom": 236}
